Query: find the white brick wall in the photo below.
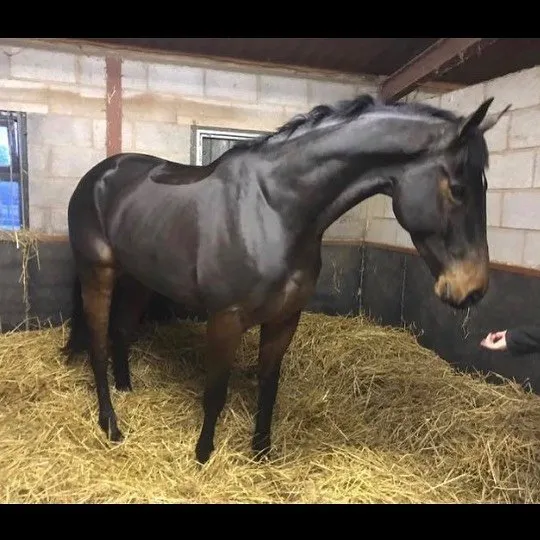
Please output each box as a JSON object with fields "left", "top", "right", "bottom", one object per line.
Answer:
{"left": 487, "top": 227, "right": 525, "bottom": 264}
{"left": 205, "top": 69, "right": 257, "bottom": 102}
{"left": 122, "top": 60, "right": 148, "bottom": 91}
{"left": 359, "top": 64, "right": 540, "bottom": 270}
{"left": 489, "top": 151, "right": 535, "bottom": 189}
{"left": 501, "top": 191, "right": 540, "bottom": 229}
{"left": 259, "top": 75, "right": 308, "bottom": 106}
{"left": 485, "top": 66, "right": 540, "bottom": 113}
{"left": 509, "top": 107, "right": 540, "bottom": 148}
{"left": 1, "top": 40, "right": 425, "bottom": 237}
{"left": 309, "top": 80, "right": 358, "bottom": 106}
{"left": 28, "top": 114, "right": 94, "bottom": 147}
{"left": 0, "top": 51, "right": 9, "bottom": 78}
{"left": 0, "top": 41, "right": 384, "bottom": 234}
{"left": 134, "top": 121, "right": 191, "bottom": 163}
{"left": 148, "top": 64, "right": 204, "bottom": 97}
{"left": 10, "top": 48, "right": 77, "bottom": 84}
{"left": 24, "top": 111, "right": 107, "bottom": 234}
{"left": 78, "top": 55, "right": 105, "bottom": 88}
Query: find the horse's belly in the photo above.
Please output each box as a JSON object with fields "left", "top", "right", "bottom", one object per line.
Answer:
{"left": 114, "top": 242, "right": 203, "bottom": 309}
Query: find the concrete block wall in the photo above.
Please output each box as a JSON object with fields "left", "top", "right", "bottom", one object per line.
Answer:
{"left": 0, "top": 39, "right": 395, "bottom": 236}
{"left": 357, "top": 65, "right": 540, "bottom": 270}
{"left": 0, "top": 45, "right": 107, "bottom": 233}
{"left": 0, "top": 40, "right": 449, "bottom": 238}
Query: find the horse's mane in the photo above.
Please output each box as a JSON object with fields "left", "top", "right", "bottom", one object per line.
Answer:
{"left": 228, "top": 93, "right": 488, "bottom": 176}
{"left": 232, "top": 94, "right": 461, "bottom": 152}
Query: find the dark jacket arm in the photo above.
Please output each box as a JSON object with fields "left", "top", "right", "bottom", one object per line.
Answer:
{"left": 506, "top": 325, "right": 540, "bottom": 355}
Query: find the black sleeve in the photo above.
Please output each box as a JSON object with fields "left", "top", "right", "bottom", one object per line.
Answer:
{"left": 506, "top": 325, "right": 540, "bottom": 355}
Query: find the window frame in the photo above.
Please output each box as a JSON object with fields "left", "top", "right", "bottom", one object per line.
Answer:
{"left": 0, "top": 110, "right": 29, "bottom": 231}
{"left": 191, "top": 126, "right": 268, "bottom": 166}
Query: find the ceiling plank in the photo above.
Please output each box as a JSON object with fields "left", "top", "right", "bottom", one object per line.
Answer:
{"left": 379, "top": 38, "right": 495, "bottom": 102}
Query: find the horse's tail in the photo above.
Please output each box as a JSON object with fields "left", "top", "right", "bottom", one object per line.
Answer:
{"left": 61, "top": 274, "right": 90, "bottom": 359}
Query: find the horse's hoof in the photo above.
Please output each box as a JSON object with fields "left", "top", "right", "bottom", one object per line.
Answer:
{"left": 115, "top": 381, "right": 133, "bottom": 393}
{"left": 109, "top": 428, "right": 124, "bottom": 443}
{"left": 99, "top": 416, "right": 124, "bottom": 443}
{"left": 195, "top": 443, "right": 213, "bottom": 465}
{"left": 252, "top": 435, "right": 271, "bottom": 461}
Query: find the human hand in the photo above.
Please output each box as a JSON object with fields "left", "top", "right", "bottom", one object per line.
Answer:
{"left": 480, "top": 330, "right": 508, "bottom": 351}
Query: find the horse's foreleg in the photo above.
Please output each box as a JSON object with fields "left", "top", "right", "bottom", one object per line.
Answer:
{"left": 109, "top": 275, "right": 152, "bottom": 392}
{"left": 195, "top": 310, "right": 243, "bottom": 464}
{"left": 79, "top": 263, "right": 122, "bottom": 442}
{"left": 253, "top": 310, "right": 301, "bottom": 460}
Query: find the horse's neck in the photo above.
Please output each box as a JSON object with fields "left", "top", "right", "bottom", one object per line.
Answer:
{"left": 314, "top": 173, "right": 391, "bottom": 236}
{"left": 251, "top": 132, "right": 362, "bottom": 227}
{"left": 244, "top": 111, "right": 447, "bottom": 235}
{"left": 253, "top": 130, "right": 393, "bottom": 235}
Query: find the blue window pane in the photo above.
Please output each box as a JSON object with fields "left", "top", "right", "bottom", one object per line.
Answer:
{"left": 0, "top": 179, "right": 21, "bottom": 230}
{"left": 0, "top": 126, "right": 10, "bottom": 168}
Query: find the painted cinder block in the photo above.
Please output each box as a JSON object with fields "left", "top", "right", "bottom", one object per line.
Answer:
{"left": 487, "top": 151, "right": 535, "bottom": 189}
{"left": 50, "top": 146, "right": 105, "bottom": 178}
{"left": 439, "top": 83, "right": 485, "bottom": 115}
{"left": 148, "top": 63, "right": 204, "bottom": 97}
{"left": 486, "top": 191, "right": 503, "bottom": 227}
{"left": 485, "top": 66, "right": 540, "bottom": 114}
{"left": 259, "top": 74, "right": 308, "bottom": 107}
{"left": 134, "top": 121, "right": 191, "bottom": 158}
{"left": 509, "top": 107, "right": 540, "bottom": 149}
{"left": 27, "top": 114, "right": 94, "bottom": 148}
{"left": 364, "top": 217, "right": 398, "bottom": 245}
{"left": 523, "top": 230, "right": 540, "bottom": 269}
{"left": 122, "top": 60, "right": 148, "bottom": 91}
{"left": 501, "top": 190, "right": 540, "bottom": 230}
{"left": 487, "top": 227, "right": 525, "bottom": 266}
{"left": 10, "top": 48, "right": 77, "bottom": 85}
{"left": 308, "top": 80, "right": 358, "bottom": 106}
{"left": 78, "top": 55, "right": 105, "bottom": 88}
{"left": 483, "top": 112, "right": 509, "bottom": 153}
{"left": 205, "top": 69, "right": 257, "bottom": 102}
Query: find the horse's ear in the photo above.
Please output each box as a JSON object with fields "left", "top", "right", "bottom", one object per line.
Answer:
{"left": 478, "top": 104, "right": 512, "bottom": 133}
{"left": 457, "top": 98, "right": 495, "bottom": 139}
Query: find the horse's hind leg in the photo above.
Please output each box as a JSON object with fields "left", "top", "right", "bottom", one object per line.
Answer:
{"left": 253, "top": 310, "right": 301, "bottom": 460}
{"left": 108, "top": 274, "right": 152, "bottom": 392}
{"left": 78, "top": 260, "right": 123, "bottom": 442}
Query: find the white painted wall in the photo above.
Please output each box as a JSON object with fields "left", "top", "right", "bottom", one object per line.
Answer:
{"left": 0, "top": 39, "right": 388, "bottom": 235}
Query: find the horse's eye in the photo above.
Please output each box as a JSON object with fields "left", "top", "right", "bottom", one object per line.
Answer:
{"left": 450, "top": 184, "right": 466, "bottom": 201}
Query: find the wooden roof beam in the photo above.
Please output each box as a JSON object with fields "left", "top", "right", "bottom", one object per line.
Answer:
{"left": 379, "top": 38, "right": 496, "bottom": 102}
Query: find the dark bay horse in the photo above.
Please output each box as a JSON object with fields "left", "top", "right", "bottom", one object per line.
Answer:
{"left": 62, "top": 94, "right": 508, "bottom": 464}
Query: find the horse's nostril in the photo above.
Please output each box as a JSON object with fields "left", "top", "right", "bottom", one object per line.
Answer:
{"left": 464, "top": 288, "right": 484, "bottom": 307}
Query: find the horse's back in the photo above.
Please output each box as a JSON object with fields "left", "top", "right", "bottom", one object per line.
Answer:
{"left": 67, "top": 153, "right": 209, "bottom": 266}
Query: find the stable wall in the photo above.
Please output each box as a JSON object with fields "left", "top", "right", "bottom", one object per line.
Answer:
{"left": 0, "top": 38, "right": 409, "bottom": 237}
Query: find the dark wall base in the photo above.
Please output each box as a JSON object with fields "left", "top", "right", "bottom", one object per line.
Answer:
{"left": 1, "top": 239, "right": 539, "bottom": 393}
{"left": 313, "top": 244, "right": 540, "bottom": 394}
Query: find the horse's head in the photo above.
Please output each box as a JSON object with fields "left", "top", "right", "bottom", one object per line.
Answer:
{"left": 391, "top": 98, "right": 508, "bottom": 310}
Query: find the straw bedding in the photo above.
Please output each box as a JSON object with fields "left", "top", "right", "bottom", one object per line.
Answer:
{"left": 1, "top": 312, "right": 540, "bottom": 504}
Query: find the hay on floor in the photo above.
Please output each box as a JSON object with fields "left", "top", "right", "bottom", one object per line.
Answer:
{"left": 1, "top": 312, "right": 539, "bottom": 503}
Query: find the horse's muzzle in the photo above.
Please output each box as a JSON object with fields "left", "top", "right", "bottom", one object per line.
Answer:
{"left": 434, "top": 258, "right": 489, "bottom": 310}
